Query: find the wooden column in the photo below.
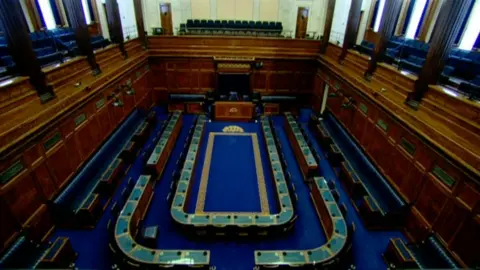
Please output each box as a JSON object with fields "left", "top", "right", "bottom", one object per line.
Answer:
{"left": 365, "top": 0, "right": 377, "bottom": 32}
{"left": 105, "top": 0, "right": 127, "bottom": 58}
{"left": 418, "top": 0, "right": 442, "bottom": 42}
{"left": 407, "top": 0, "right": 472, "bottom": 106}
{"left": 364, "top": 0, "right": 403, "bottom": 79}
{"left": 320, "top": 0, "right": 336, "bottom": 54}
{"left": 339, "top": 0, "right": 363, "bottom": 62}
{"left": 0, "top": 0, "right": 55, "bottom": 102}
{"left": 395, "top": 0, "right": 411, "bottom": 36}
{"left": 63, "top": 0, "right": 101, "bottom": 75}
{"left": 25, "top": 0, "right": 43, "bottom": 31}
{"left": 90, "top": 0, "right": 103, "bottom": 35}
{"left": 134, "top": 0, "right": 147, "bottom": 48}
{"left": 53, "top": 0, "right": 66, "bottom": 26}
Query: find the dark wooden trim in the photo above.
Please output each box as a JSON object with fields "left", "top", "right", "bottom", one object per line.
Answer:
{"left": 0, "top": 0, "right": 55, "bottom": 102}
{"left": 25, "top": 0, "right": 43, "bottom": 31}
{"left": 339, "top": 0, "right": 363, "bottom": 62}
{"left": 133, "top": 0, "right": 147, "bottom": 48}
{"left": 408, "top": 0, "right": 473, "bottom": 104}
{"left": 365, "top": 0, "right": 403, "bottom": 78}
{"left": 320, "top": 0, "right": 336, "bottom": 54}
{"left": 89, "top": 0, "right": 102, "bottom": 35}
{"left": 63, "top": 0, "right": 101, "bottom": 75}
{"left": 105, "top": 0, "right": 127, "bottom": 58}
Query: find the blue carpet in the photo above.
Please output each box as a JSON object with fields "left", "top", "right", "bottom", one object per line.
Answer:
{"left": 203, "top": 134, "right": 262, "bottom": 213}
{"left": 187, "top": 121, "right": 278, "bottom": 214}
{"left": 142, "top": 119, "right": 326, "bottom": 269}
{"left": 289, "top": 110, "right": 406, "bottom": 270}
{"left": 48, "top": 110, "right": 408, "bottom": 270}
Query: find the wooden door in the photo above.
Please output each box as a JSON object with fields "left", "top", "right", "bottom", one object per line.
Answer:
{"left": 295, "top": 7, "right": 309, "bottom": 39}
{"left": 160, "top": 3, "right": 173, "bottom": 35}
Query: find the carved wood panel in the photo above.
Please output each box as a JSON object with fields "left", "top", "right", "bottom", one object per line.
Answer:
{"left": 32, "top": 162, "right": 57, "bottom": 200}
{"left": 2, "top": 171, "right": 43, "bottom": 224}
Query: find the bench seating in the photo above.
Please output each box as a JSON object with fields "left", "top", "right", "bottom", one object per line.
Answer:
{"left": 0, "top": 234, "right": 75, "bottom": 269}
{"left": 146, "top": 111, "right": 183, "bottom": 177}
{"left": 35, "top": 237, "right": 76, "bottom": 269}
{"left": 0, "top": 235, "right": 38, "bottom": 268}
{"left": 318, "top": 113, "right": 407, "bottom": 228}
{"left": 255, "top": 177, "right": 350, "bottom": 268}
{"left": 384, "top": 236, "right": 460, "bottom": 269}
{"left": 284, "top": 112, "right": 318, "bottom": 179}
{"left": 53, "top": 109, "right": 146, "bottom": 227}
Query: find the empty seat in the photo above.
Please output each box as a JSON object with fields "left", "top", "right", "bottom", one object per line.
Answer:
{"left": 221, "top": 20, "right": 228, "bottom": 28}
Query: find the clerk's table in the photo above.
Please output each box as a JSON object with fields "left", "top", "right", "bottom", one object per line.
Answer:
{"left": 214, "top": 101, "right": 254, "bottom": 121}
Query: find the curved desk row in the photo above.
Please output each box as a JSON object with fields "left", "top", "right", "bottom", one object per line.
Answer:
{"left": 114, "top": 175, "right": 210, "bottom": 267}
{"left": 146, "top": 111, "right": 183, "bottom": 177}
{"left": 254, "top": 177, "right": 349, "bottom": 267}
{"left": 170, "top": 116, "right": 295, "bottom": 235}
{"left": 284, "top": 112, "right": 318, "bottom": 179}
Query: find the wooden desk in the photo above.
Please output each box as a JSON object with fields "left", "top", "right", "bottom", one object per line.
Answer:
{"left": 214, "top": 101, "right": 254, "bottom": 121}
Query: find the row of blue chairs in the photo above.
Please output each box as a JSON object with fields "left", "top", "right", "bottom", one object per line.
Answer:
{"left": 186, "top": 19, "right": 282, "bottom": 30}
{"left": 356, "top": 38, "right": 480, "bottom": 100}
{"left": 181, "top": 19, "right": 283, "bottom": 36}
{"left": 0, "top": 28, "right": 110, "bottom": 78}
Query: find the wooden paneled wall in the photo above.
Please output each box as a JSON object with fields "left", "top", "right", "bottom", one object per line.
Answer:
{"left": 315, "top": 65, "right": 480, "bottom": 267}
{"left": 0, "top": 41, "right": 153, "bottom": 252}
{"left": 149, "top": 57, "right": 316, "bottom": 96}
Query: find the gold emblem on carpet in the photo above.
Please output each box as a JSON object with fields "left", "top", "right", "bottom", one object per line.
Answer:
{"left": 222, "top": 125, "right": 244, "bottom": 133}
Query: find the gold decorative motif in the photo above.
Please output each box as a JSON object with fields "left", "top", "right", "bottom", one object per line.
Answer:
{"left": 195, "top": 132, "right": 269, "bottom": 215}
{"left": 213, "top": 56, "right": 255, "bottom": 62}
{"left": 217, "top": 63, "right": 251, "bottom": 69}
{"left": 222, "top": 125, "right": 244, "bottom": 133}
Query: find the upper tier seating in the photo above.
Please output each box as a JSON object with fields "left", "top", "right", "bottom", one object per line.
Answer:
{"left": 0, "top": 28, "right": 110, "bottom": 77}
{"left": 183, "top": 19, "right": 283, "bottom": 37}
{"left": 355, "top": 37, "right": 480, "bottom": 99}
